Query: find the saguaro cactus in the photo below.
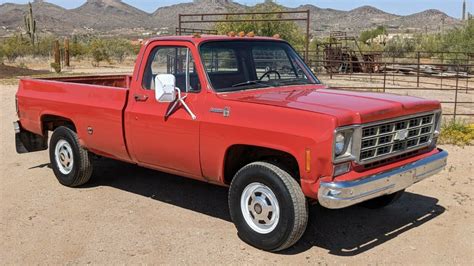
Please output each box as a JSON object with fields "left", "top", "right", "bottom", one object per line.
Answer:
{"left": 24, "top": 2, "right": 36, "bottom": 45}
{"left": 462, "top": 0, "right": 466, "bottom": 21}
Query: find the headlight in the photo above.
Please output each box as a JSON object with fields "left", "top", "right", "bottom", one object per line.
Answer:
{"left": 335, "top": 133, "right": 345, "bottom": 155}
{"left": 333, "top": 128, "right": 354, "bottom": 163}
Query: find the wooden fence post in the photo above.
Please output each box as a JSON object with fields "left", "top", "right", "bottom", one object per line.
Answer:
{"left": 454, "top": 65, "right": 459, "bottom": 121}
{"left": 417, "top": 51, "right": 420, "bottom": 87}
{"left": 64, "top": 38, "right": 70, "bottom": 67}
{"left": 392, "top": 55, "right": 395, "bottom": 84}
{"left": 52, "top": 39, "right": 61, "bottom": 73}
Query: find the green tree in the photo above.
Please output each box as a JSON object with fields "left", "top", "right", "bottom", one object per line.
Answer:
{"left": 214, "top": 2, "right": 305, "bottom": 49}
{"left": 89, "top": 39, "right": 109, "bottom": 66}
{"left": 384, "top": 37, "right": 416, "bottom": 57}
{"left": 70, "top": 35, "right": 89, "bottom": 58}
{"left": 105, "top": 38, "right": 135, "bottom": 63}
{"left": 359, "top": 26, "right": 387, "bottom": 43}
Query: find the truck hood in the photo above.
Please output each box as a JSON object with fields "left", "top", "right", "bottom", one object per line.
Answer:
{"left": 218, "top": 85, "right": 441, "bottom": 125}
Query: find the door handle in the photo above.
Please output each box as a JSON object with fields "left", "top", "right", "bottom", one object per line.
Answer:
{"left": 134, "top": 94, "right": 148, "bottom": 102}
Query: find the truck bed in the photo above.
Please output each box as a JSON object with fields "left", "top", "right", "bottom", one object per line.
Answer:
{"left": 16, "top": 75, "right": 132, "bottom": 161}
{"left": 39, "top": 74, "right": 132, "bottom": 88}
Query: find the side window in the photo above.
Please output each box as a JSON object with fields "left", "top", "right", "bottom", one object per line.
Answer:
{"left": 201, "top": 48, "right": 239, "bottom": 73}
{"left": 142, "top": 46, "right": 200, "bottom": 92}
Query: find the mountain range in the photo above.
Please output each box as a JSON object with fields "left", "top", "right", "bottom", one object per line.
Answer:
{"left": 0, "top": 0, "right": 462, "bottom": 37}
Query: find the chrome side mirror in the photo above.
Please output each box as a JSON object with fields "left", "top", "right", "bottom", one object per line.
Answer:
{"left": 154, "top": 74, "right": 177, "bottom": 102}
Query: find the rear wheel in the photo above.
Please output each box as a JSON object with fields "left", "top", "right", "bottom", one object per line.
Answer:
{"left": 228, "top": 161, "right": 308, "bottom": 251}
{"left": 49, "top": 126, "right": 93, "bottom": 187}
{"left": 360, "top": 190, "right": 404, "bottom": 209}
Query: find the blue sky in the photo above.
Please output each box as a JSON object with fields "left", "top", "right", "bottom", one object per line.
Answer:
{"left": 0, "top": 0, "right": 471, "bottom": 18}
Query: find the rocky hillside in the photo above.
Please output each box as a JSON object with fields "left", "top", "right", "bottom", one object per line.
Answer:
{"left": 151, "top": 0, "right": 244, "bottom": 30}
{"left": 0, "top": 1, "right": 85, "bottom": 34}
{"left": 72, "top": 0, "right": 152, "bottom": 29}
{"left": 0, "top": 0, "right": 462, "bottom": 37}
{"left": 387, "top": 9, "right": 460, "bottom": 32}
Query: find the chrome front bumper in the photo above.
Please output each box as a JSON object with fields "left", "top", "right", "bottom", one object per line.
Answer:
{"left": 318, "top": 149, "right": 448, "bottom": 209}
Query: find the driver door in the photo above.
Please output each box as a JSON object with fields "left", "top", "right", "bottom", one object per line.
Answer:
{"left": 126, "top": 42, "right": 203, "bottom": 178}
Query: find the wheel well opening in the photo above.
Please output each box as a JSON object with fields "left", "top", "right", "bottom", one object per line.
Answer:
{"left": 41, "top": 115, "right": 76, "bottom": 133}
{"left": 224, "top": 145, "right": 300, "bottom": 185}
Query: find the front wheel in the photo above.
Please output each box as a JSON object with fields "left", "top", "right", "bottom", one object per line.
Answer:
{"left": 228, "top": 162, "right": 308, "bottom": 251}
{"left": 49, "top": 126, "right": 93, "bottom": 187}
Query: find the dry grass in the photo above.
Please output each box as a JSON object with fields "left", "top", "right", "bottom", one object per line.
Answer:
{"left": 439, "top": 120, "right": 474, "bottom": 146}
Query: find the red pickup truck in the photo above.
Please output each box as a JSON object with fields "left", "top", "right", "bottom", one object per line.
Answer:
{"left": 14, "top": 35, "right": 448, "bottom": 251}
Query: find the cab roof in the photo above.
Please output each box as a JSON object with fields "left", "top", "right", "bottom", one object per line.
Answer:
{"left": 144, "top": 35, "right": 284, "bottom": 46}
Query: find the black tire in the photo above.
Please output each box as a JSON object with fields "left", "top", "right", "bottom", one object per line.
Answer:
{"left": 228, "top": 161, "right": 308, "bottom": 251}
{"left": 360, "top": 190, "right": 405, "bottom": 209}
{"left": 49, "top": 126, "right": 93, "bottom": 187}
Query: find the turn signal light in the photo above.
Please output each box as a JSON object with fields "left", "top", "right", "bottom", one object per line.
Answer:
{"left": 333, "top": 162, "right": 351, "bottom": 177}
{"left": 305, "top": 148, "right": 311, "bottom": 173}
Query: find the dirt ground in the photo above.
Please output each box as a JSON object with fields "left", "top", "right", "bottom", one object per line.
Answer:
{"left": 0, "top": 78, "right": 473, "bottom": 264}
{"left": 0, "top": 64, "right": 50, "bottom": 79}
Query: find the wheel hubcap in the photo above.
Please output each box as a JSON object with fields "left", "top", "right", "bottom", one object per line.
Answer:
{"left": 55, "top": 139, "right": 73, "bottom": 175}
{"left": 241, "top": 182, "right": 280, "bottom": 234}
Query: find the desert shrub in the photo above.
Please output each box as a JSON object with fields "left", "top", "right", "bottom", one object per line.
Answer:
{"left": 50, "top": 62, "right": 61, "bottom": 73}
{"left": 70, "top": 35, "right": 89, "bottom": 58}
{"left": 17, "top": 62, "right": 28, "bottom": 69}
{"left": 0, "top": 34, "right": 141, "bottom": 66}
{"left": 33, "top": 36, "right": 57, "bottom": 57}
{"left": 439, "top": 120, "right": 474, "bottom": 146}
{"left": 439, "top": 19, "right": 474, "bottom": 54}
{"left": 89, "top": 39, "right": 110, "bottom": 66}
{"left": 0, "top": 45, "right": 4, "bottom": 63}
{"left": 384, "top": 37, "right": 416, "bottom": 57}
{"left": 1, "top": 35, "right": 32, "bottom": 62}
{"left": 360, "top": 26, "right": 387, "bottom": 43}
{"left": 105, "top": 38, "right": 135, "bottom": 63}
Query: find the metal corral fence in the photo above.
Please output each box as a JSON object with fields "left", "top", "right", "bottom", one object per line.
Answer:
{"left": 299, "top": 50, "right": 473, "bottom": 122}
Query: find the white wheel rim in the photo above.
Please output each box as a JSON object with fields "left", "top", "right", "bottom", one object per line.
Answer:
{"left": 241, "top": 182, "right": 280, "bottom": 234}
{"left": 54, "top": 139, "right": 73, "bottom": 175}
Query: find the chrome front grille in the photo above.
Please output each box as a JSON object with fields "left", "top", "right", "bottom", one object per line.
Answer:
{"left": 359, "top": 113, "right": 436, "bottom": 162}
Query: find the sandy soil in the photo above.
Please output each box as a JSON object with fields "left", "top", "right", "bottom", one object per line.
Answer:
{"left": 0, "top": 79, "right": 473, "bottom": 264}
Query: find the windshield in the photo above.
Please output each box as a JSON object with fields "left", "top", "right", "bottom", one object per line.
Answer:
{"left": 200, "top": 41, "right": 320, "bottom": 92}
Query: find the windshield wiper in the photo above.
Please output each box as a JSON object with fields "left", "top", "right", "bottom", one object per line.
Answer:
{"left": 277, "top": 78, "right": 314, "bottom": 85}
{"left": 231, "top": 80, "right": 273, "bottom": 88}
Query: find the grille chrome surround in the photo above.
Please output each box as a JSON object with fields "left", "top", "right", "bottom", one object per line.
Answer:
{"left": 332, "top": 110, "right": 441, "bottom": 165}
{"left": 358, "top": 112, "right": 437, "bottom": 164}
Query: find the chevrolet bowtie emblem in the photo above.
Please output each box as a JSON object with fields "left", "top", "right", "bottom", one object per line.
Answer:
{"left": 394, "top": 129, "right": 409, "bottom": 141}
